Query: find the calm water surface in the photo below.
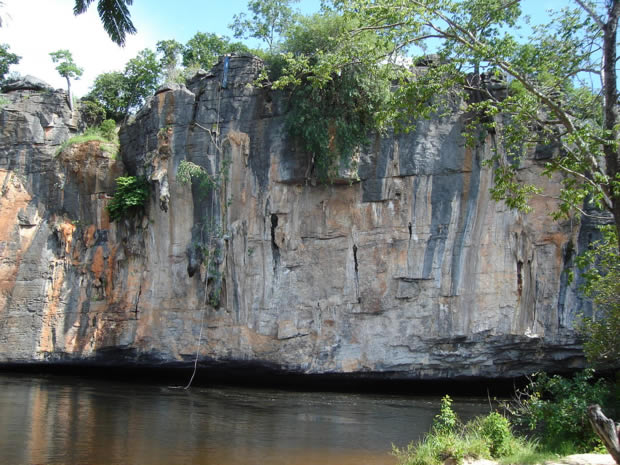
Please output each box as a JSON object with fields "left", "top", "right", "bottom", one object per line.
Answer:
{"left": 0, "top": 374, "right": 491, "bottom": 465}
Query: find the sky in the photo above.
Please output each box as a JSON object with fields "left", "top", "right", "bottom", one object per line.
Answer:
{"left": 0, "top": 0, "right": 320, "bottom": 96}
{"left": 1, "top": 0, "right": 560, "bottom": 98}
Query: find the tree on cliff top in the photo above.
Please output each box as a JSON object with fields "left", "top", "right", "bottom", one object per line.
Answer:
{"left": 182, "top": 32, "right": 250, "bottom": 71}
{"left": 230, "top": 0, "right": 300, "bottom": 52}
{"left": 274, "top": 0, "right": 620, "bottom": 249}
{"left": 73, "top": 0, "right": 136, "bottom": 47}
{"left": 0, "top": 43, "right": 19, "bottom": 81}
{"left": 50, "top": 49, "right": 83, "bottom": 112}
{"left": 85, "top": 48, "right": 160, "bottom": 122}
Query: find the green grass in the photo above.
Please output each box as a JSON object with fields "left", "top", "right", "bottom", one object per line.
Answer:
{"left": 392, "top": 396, "right": 601, "bottom": 465}
{"left": 55, "top": 121, "right": 119, "bottom": 157}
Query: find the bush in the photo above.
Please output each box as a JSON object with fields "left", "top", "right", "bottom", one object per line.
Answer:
{"left": 433, "top": 395, "right": 460, "bottom": 435}
{"left": 472, "top": 412, "right": 515, "bottom": 458}
{"left": 270, "top": 12, "right": 396, "bottom": 182}
{"left": 98, "top": 119, "right": 117, "bottom": 141}
{"left": 576, "top": 226, "right": 620, "bottom": 369}
{"left": 395, "top": 396, "right": 527, "bottom": 465}
{"left": 508, "top": 369, "right": 611, "bottom": 453}
{"left": 80, "top": 99, "right": 106, "bottom": 127}
{"left": 106, "top": 176, "right": 149, "bottom": 222}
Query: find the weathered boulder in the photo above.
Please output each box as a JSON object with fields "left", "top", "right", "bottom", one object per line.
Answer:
{"left": 2, "top": 75, "right": 54, "bottom": 93}
{"left": 0, "top": 60, "right": 593, "bottom": 379}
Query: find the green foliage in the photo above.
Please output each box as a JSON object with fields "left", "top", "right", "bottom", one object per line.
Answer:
{"left": 395, "top": 396, "right": 526, "bottom": 465}
{"left": 277, "top": 0, "right": 620, "bottom": 240}
{"left": 472, "top": 412, "right": 514, "bottom": 458}
{"left": 73, "top": 0, "right": 136, "bottom": 46}
{"left": 270, "top": 12, "right": 395, "bottom": 182}
{"left": 80, "top": 99, "right": 106, "bottom": 127}
{"left": 123, "top": 49, "right": 160, "bottom": 112}
{"left": 230, "top": 0, "right": 299, "bottom": 51}
{"left": 85, "top": 71, "right": 127, "bottom": 121}
{"left": 576, "top": 226, "right": 620, "bottom": 368}
{"left": 98, "top": 119, "right": 117, "bottom": 141}
{"left": 433, "top": 395, "right": 460, "bottom": 435}
{"left": 0, "top": 43, "right": 20, "bottom": 81}
{"left": 106, "top": 176, "right": 149, "bottom": 222}
{"left": 156, "top": 39, "right": 184, "bottom": 82}
{"left": 49, "top": 49, "right": 83, "bottom": 80}
{"left": 182, "top": 32, "right": 250, "bottom": 71}
{"left": 177, "top": 160, "right": 218, "bottom": 195}
{"left": 508, "top": 369, "right": 611, "bottom": 453}
{"left": 86, "top": 48, "right": 160, "bottom": 121}
{"left": 56, "top": 119, "right": 119, "bottom": 157}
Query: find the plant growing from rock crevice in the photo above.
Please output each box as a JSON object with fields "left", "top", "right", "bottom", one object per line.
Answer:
{"left": 106, "top": 175, "right": 149, "bottom": 222}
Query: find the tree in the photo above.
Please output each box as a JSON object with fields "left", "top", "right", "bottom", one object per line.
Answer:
{"left": 84, "top": 71, "right": 127, "bottom": 121}
{"left": 156, "top": 39, "right": 184, "bottom": 83}
{"left": 85, "top": 48, "right": 160, "bottom": 122}
{"left": 50, "top": 50, "right": 83, "bottom": 111}
{"left": 230, "top": 0, "right": 299, "bottom": 52}
{"left": 182, "top": 32, "right": 249, "bottom": 70}
{"left": 123, "top": 48, "right": 160, "bottom": 114}
{"left": 0, "top": 43, "right": 19, "bottom": 81}
{"left": 577, "top": 225, "right": 620, "bottom": 368}
{"left": 73, "top": 0, "right": 136, "bottom": 47}
{"left": 276, "top": 0, "right": 620, "bottom": 250}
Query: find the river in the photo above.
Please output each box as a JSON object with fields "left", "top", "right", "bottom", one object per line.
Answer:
{"left": 0, "top": 373, "right": 493, "bottom": 465}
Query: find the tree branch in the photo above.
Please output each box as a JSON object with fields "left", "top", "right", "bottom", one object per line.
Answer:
{"left": 575, "top": 0, "right": 605, "bottom": 30}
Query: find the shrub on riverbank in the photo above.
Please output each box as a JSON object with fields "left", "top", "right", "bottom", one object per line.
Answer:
{"left": 394, "top": 396, "right": 528, "bottom": 465}
{"left": 507, "top": 369, "right": 612, "bottom": 453}
{"left": 393, "top": 396, "right": 565, "bottom": 465}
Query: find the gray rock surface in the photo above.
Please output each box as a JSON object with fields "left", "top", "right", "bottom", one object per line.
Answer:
{"left": 0, "top": 57, "right": 593, "bottom": 378}
{"left": 2, "top": 75, "right": 54, "bottom": 92}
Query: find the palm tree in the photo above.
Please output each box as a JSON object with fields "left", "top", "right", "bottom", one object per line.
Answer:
{"left": 73, "top": 0, "right": 136, "bottom": 46}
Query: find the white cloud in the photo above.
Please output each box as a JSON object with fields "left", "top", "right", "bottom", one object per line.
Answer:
{"left": 1, "top": 0, "right": 156, "bottom": 96}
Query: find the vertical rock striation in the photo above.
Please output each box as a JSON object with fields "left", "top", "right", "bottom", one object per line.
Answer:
{"left": 0, "top": 58, "right": 591, "bottom": 378}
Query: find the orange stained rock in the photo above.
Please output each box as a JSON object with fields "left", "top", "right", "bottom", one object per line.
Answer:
{"left": 57, "top": 222, "right": 76, "bottom": 255}
{"left": 91, "top": 246, "right": 105, "bottom": 280}
{"left": 84, "top": 224, "right": 97, "bottom": 248}
{"left": 105, "top": 244, "right": 118, "bottom": 299}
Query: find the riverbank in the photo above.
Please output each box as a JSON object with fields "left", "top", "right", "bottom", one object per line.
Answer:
{"left": 467, "top": 454, "right": 615, "bottom": 465}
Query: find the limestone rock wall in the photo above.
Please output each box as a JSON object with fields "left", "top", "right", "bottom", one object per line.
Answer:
{"left": 0, "top": 58, "right": 590, "bottom": 378}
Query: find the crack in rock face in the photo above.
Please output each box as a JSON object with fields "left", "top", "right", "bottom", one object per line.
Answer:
{"left": 0, "top": 57, "right": 591, "bottom": 379}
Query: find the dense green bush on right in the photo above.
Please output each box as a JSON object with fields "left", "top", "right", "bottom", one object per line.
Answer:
{"left": 508, "top": 369, "right": 611, "bottom": 453}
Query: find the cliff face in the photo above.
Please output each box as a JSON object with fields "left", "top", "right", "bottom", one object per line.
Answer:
{"left": 0, "top": 59, "right": 592, "bottom": 378}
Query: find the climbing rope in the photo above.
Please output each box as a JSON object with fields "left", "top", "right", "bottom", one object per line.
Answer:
{"left": 183, "top": 62, "right": 226, "bottom": 390}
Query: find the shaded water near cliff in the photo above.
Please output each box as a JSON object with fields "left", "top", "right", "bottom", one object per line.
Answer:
{"left": 0, "top": 373, "right": 493, "bottom": 465}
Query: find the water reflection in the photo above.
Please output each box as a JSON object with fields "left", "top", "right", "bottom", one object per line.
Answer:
{"left": 0, "top": 374, "right": 490, "bottom": 465}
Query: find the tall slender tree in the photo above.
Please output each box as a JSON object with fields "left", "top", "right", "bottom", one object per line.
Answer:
{"left": 50, "top": 50, "right": 83, "bottom": 111}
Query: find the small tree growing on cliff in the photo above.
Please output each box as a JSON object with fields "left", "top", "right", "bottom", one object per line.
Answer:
{"left": 50, "top": 49, "right": 83, "bottom": 112}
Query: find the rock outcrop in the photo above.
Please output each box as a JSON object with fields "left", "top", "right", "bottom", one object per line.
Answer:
{"left": 0, "top": 56, "right": 594, "bottom": 379}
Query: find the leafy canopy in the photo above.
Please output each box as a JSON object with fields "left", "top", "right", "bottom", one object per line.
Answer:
{"left": 0, "top": 43, "right": 19, "bottom": 81}
{"left": 266, "top": 11, "right": 396, "bottom": 181}
{"left": 49, "top": 49, "right": 83, "bottom": 80}
{"left": 182, "top": 32, "right": 250, "bottom": 70}
{"left": 576, "top": 226, "right": 620, "bottom": 368}
{"left": 73, "top": 0, "right": 136, "bottom": 47}
{"left": 274, "top": 0, "right": 620, "bottom": 244}
{"left": 230, "top": 0, "right": 300, "bottom": 51}
{"left": 84, "top": 48, "right": 160, "bottom": 121}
